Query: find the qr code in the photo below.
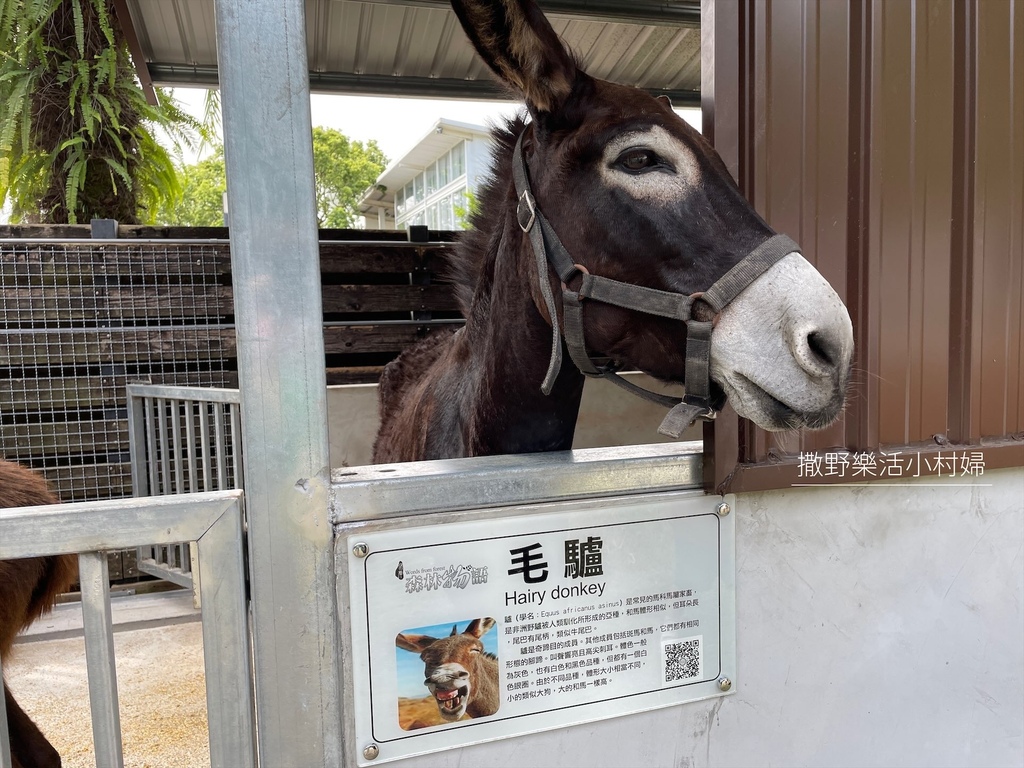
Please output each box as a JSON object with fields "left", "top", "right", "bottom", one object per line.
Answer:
{"left": 663, "top": 636, "right": 702, "bottom": 683}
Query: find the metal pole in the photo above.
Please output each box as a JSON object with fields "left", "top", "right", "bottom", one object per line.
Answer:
{"left": 79, "top": 551, "right": 125, "bottom": 768}
{"left": 0, "top": 650, "right": 11, "bottom": 768}
{"left": 213, "top": 0, "right": 340, "bottom": 765}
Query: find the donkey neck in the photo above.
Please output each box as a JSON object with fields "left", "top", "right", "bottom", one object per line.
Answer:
{"left": 459, "top": 214, "right": 585, "bottom": 456}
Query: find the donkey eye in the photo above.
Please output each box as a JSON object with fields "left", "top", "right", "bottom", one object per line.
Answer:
{"left": 615, "top": 148, "right": 666, "bottom": 174}
{"left": 470, "top": 646, "right": 481, "bottom": 653}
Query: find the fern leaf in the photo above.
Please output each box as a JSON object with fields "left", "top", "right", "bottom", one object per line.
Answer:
{"left": 71, "top": 0, "right": 84, "bottom": 56}
{"left": 82, "top": 102, "right": 101, "bottom": 141}
{"left": 104, "top": 156, "right": 132, "bottom": 189}
{"left": 94, "top": 91, "right": 117, "bottom": 121}
{"left": 0, "top": 74, "right": 30, "bottom": 147}
{"left": 57, "top": 136, "right": 87, "bottom": 152}
{"left": 92, "top": 0, "right": 114, "bottom": 46}
{"left": 102, "top": 126, "right": 125, "bottom": 157}
{"left": 66, "top": 157, "right": 86, "bottom": 224}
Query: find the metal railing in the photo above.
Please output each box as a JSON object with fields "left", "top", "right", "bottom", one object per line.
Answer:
{"left": 0, "top": 490, "right": 254, "bottom": 768}
{"left": 127, "top": 384, "right": 243, "bottom": 596}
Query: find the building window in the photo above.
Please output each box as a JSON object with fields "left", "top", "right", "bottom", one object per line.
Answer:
{"left": 440, "top": 195, "right": 454, "bottom": 230}
{"left": 451, "top": 141, "right": 465, "bottom": 178}
{"left": 426, "top": 162, "right": 438, "bottom": 196}
{"left": 438, "top": 153, "right": 450, "bottom": 187}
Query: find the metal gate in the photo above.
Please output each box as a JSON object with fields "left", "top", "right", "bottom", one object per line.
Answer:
{"left": 0, "top": 490, "right": 255, "bottom": 768}
{"left": 127, "top": 383, "right": 243, "bottom": 596}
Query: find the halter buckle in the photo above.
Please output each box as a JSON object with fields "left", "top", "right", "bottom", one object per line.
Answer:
{"left": 517, "top": 190, "right": 537, "bottom": 232}
{"left": 561, "top": 263, "right": 589, "bottom": 293}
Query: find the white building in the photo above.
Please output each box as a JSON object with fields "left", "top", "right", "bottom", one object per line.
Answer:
{"left": 358, "top": 118, "right": 493, "bottom": 231}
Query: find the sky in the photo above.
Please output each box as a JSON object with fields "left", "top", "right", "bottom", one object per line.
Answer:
{"left": 170, "top": 86, "right": 701, "bottom": 169}
{"left": 171, "top": 87, "right": 523, "bottom": 165}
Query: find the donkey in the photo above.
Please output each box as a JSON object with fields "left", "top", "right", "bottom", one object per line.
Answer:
{"left": 396, "top": 618, "right": 499, "bottom": 721}
{"left": 1, "top": 460, "right": 76, "bottom": 768}
{"left": 373, "top": 0, "right": 854, "bottom": 464}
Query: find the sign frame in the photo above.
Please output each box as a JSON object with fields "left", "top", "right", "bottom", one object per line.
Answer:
{"left": 335, "top": 489, "right": 736, "bottom": 766}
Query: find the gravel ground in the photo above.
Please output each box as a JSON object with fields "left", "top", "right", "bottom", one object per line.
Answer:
{"left": 5, "top": 621, "right": 210, "bottom": 768}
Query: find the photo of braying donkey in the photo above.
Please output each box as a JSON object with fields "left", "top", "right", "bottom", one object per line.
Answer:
{"left": 1, "top": 460, "right": 77, "bottom": 768}
{"left": 374, "top": 0, "right": 854, "bottom": 464}
{"left": 396, "top": 618, "right": 499, "bottom": 729}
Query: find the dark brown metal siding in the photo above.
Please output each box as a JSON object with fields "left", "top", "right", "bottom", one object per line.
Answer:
{"left": 704, "top": 0, "right": 1024, "bottom": 492}
{"left": 974, "top": 1, "right": 1024, "bottom": 440}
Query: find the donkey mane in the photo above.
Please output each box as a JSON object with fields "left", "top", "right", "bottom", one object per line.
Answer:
{"left": 446, "top": 114, "right": 526, "bottom": 317}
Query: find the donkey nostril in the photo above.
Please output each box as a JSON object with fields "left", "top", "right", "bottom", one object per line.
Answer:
{"left": 806, "top": 331, "right": 836, "bottom": 368}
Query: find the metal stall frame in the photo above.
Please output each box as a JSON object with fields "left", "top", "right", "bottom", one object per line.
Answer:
{"left": 0, "top": 491, "right": 254, "bottom": 768}
{"left": 208, "top": 1, "right": 717, "bottom": 765}
{"left": 214, "top": 0, "right": 341, "bottom": 764}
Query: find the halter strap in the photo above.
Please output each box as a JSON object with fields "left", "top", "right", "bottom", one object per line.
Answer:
{"left": 511, "top": 131, "right": 799, "bottom": 437}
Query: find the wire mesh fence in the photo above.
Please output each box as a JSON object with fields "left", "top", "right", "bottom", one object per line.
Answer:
{"left": 0, "top": 239, "right": 237, "bottom": 503}
{"left": 1, "top": 230, "right": 462, "bottom": 509}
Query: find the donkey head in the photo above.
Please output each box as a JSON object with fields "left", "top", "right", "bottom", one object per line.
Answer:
{"left": 396, "top": 617, "right": 498, "bottom": 721}
{"left": 452, "top": 0, "right": 853, "bottom": 431}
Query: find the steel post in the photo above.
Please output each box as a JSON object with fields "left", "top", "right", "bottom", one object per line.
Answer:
{"left": 212, "top": 0, "right": 340, "bottom": 764}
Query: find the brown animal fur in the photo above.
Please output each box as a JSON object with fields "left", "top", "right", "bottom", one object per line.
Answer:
{"left": 1, "top": 460, "right": 76, "bottom": 768}
{"left": 396, "top": 618, "right": 499, "bottom": 722}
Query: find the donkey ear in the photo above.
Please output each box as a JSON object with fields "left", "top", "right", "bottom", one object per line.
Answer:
{"left": 464, "top": 617, "right": 497, "bottom": 638}
{"left": 451, "top": 0, "right": 580, "bottom": 114}
{"left": 396, "top": 633, "right": 435, "bottom": 653}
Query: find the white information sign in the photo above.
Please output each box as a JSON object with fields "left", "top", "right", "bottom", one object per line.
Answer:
{"left": 343, "top": 492, "right": 735, "bottom": 765}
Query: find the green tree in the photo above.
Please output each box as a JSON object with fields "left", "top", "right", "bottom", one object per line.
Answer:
{"left": 311, "top": 126, "right": 387, "bottom": 228}
{"left": 0, "top": 0, "right": 203, "bottom": 223}
{"left": 453, "top": 188, "right": 479, "bottom": 229}
{"left": 161, "top": 127, "right": 388, "bottom": 228}
{"left": 159, "top": 146, "right": 226, "bottom": 226}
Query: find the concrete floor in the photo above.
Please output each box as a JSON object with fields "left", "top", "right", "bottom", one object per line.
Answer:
{"left": 5, "top": 593, "right": 209, "bottom": 768}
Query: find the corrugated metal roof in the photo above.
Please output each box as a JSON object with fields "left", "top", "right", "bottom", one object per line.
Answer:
{"left": 123, "top": 0, "right": 700, "bottom": 103}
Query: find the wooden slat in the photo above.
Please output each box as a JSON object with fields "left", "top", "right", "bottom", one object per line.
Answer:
{"left": 1, "top": 225, "right": 456, "bottom": 241}
{"left": 0, "top": 328, "right": 237, "bottom": 367}
{"left": 0, "top": 420, "right": 128, "bottom": 456}
{"left": 318, "top": 242, "right": 454, "bottom": 274}
{"left": 0, "top": 371, "right": 238, "bottom": 410}
{"left": 322, "top": 323, "right": 459, "bottom": 355}
{"left": 0, "top": 244, "right": 231, "bottom": 284}
{"left": 1, "top": 285, "right": 234, "bottom": 324}
{"left": 3, "top": 243, "right": 456, "bottom": 294}
{"left": 321, "top": 284, "right": 458, "bottom": 313}
{"left": 325, "top": 366, "right": 386, "bottom": 385}
{"left": 4, "top": 283, "right": 459, "bottom": 321}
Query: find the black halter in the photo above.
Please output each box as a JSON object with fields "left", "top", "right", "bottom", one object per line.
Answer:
{"left": 511, "top": 131, "right": 800, "bottom": 437}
